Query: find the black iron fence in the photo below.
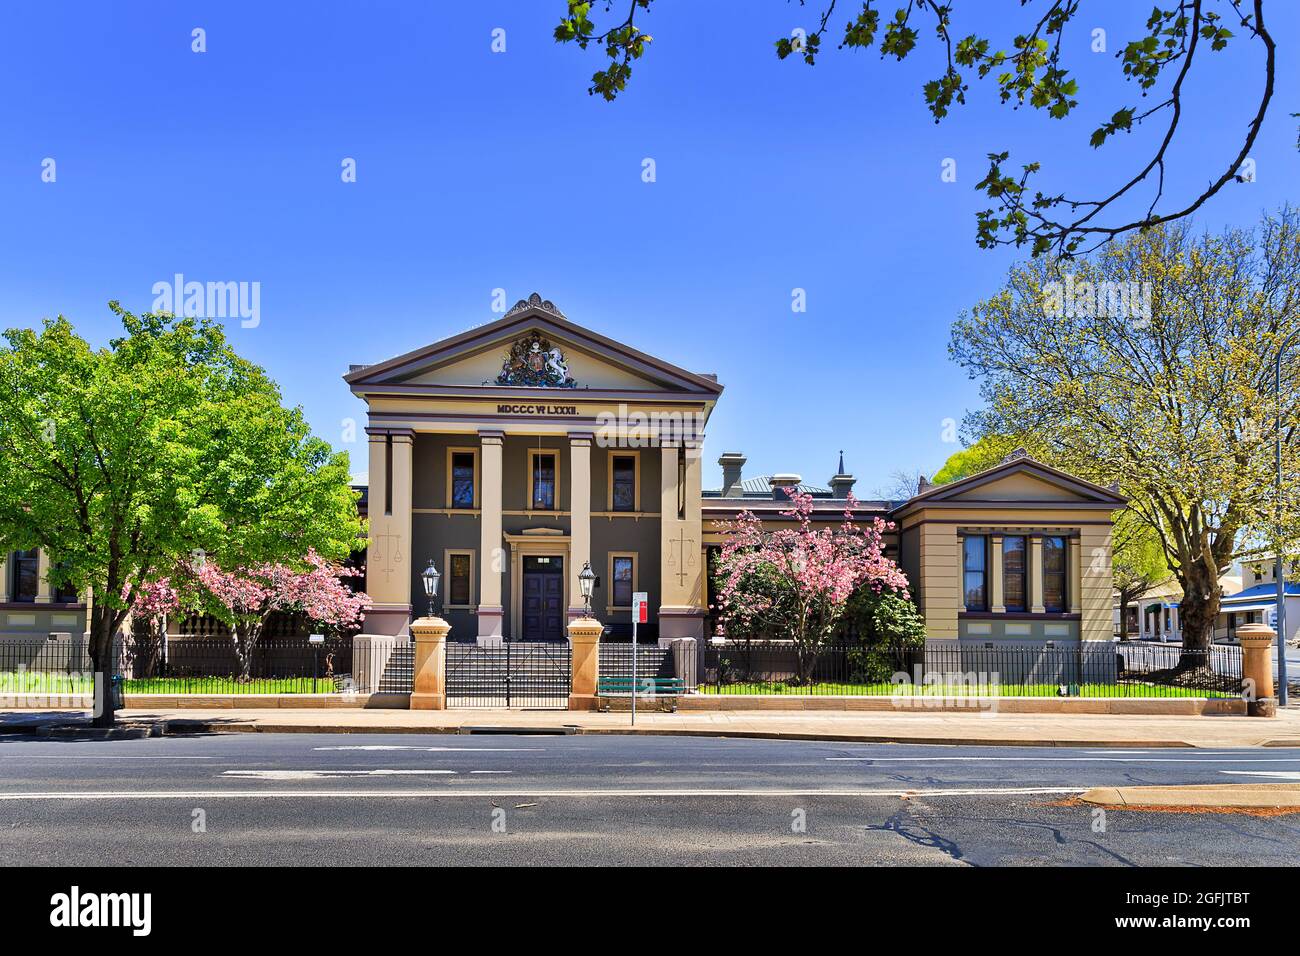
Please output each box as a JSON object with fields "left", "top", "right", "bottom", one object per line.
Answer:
{"left": 699, "top": 639, "right": 1244, "bottom": 698}
{"left": 445, "top": 641, "right": 571, "bottom": 708}
{"left": 0, "top": 635, "right": 352, "bottom": 697}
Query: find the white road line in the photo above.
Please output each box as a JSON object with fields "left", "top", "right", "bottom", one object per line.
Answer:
{"left": 312, "top": 746, "right": 542, "bottom": 753}
{"left": 826, "top": 756, "right": 1300, "bottom": 764}
{"left": 0, "top": 786, "right": 1086, "bottom": 800}
{"left": 221, "top": 769, "right": 458, "bottom": 779}
{"left": 1219, "top": 771, "right": 1300, "bottom": 779}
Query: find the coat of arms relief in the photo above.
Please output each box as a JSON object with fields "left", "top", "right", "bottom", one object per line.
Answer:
{"left": 496, "top": 330, "right": 577, "bottom": 388}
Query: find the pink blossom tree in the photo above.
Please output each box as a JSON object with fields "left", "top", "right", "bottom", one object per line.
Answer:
{"left": 123, "top": 578, "right": 181, "bottom": 677}
{"left": 713, "top": 490, "right": 910, "bottom": 684}
{"left": 190, "top": 550, "right": 370, "bottom": 681}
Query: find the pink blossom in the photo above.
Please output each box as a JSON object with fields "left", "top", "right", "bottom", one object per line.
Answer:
{"left": 713, "top": 490, "right": 910, "bottom": 659}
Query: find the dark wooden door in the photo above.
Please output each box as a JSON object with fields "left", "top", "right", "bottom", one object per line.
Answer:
{"left": 521, "top": 556, "right": 564, "bottom": 642}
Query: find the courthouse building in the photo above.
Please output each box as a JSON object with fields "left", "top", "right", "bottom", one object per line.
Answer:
{"left": 345, "top": 294, "right": 1124, "bottom": 647}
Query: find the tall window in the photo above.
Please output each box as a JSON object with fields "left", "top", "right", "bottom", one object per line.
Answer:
{"left": 1042, "top": 536, "right": 1067, "bottom": 612}
{"left": 1002, "top": 536, "right": 1026, "bottom": 612}
{"left": 447, "top": 552, "right": 472, "bottom": 607}
{"left": 532, "top": 453, "right": 556, "bottom": 510}
{"left": 450, "top": 452, "right": 476, "bottom": 509}
{"left": 612, "top": 555, "right": 634, "bottom": 608}
{"left": 962, "top": 536, "right": 987, "bottom": 611}
{"left": 10, "top": 550, "right": 39, "bottom": 603}
{"left": 612, "top": 455, "right": 636, "bottom": 512}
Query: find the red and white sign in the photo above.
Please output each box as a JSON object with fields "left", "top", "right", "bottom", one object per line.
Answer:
{"left": 632, "top": 592, "right": 648, "bottom": 624}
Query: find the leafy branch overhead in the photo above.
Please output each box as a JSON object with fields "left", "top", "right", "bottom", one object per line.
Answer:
{"left": 555, "top": 0, "right": 1280, "bottom": 257}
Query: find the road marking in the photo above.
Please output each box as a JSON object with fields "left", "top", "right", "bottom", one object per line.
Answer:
{"left": 222, "top": 769, "right": 458, "bottom": 779}
{"left": 827, "top": 756, "right": 1300, "bottom": 764}
{"left": 1219, "top": 771, "right": 1300, "bottom": 780}
{"left": 312, "top": 746, "right": 542, "bottom": 753}
{"left": 0, "top": 786, "right": 1086, "bottom": 801}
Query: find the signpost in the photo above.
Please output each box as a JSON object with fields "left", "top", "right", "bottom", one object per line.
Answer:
{"left": 631, "top": 592, "right": 648, "bottom": 725}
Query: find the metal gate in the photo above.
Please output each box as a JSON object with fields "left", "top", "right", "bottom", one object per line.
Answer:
{"left": 445, "top": 641, "right": 572, "bottom": 709}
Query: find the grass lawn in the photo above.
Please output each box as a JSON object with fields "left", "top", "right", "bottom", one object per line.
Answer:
{"left": 699, "top": 681, "right": 1236, "bottom": 698}
{"left": 0, "top": 673, "right": 338, "bottom": 695}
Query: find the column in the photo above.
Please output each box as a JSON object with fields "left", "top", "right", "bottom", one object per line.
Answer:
{"left": 477, "top": 430, "right": 504, "bottom": 643}
{"left": 362, "top": 428, "right": 414, "bottom": 636}
{"left": 658, "top": 440, "right": 705, "bottom": 640}
{"left": 1029, "top": 535, "right": 1045, "bottom": 614}
{"left": 0, "top": 553, "right": 8, "bottom": 603}
{"left": 1069, "top": 536, "right": 1082, "bottom": 614}
{"left": 35, "top": 548, "right": 52, "bottom": 603}
{"left": 990, "top": 534, "right": 1005, "bottom": 613}
{"left": 568, "top": 433, "right": 593, "bottom": 620}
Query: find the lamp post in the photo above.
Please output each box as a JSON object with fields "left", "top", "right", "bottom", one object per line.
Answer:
{"left": 421, "top": 559, "right": 441, "bottom": 620}
{"left": 1274, "top": 330, "right": 1299, "bottom": 706}
{"left": 578, "top": 561, "right": 596, "bottom": 618}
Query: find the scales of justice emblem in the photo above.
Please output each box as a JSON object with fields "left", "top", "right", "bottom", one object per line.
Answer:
{"left": 667, "top": 528, "right": 697, "bottom": 587}
{"left": 496, "top": 331, "right": 578, "bottom": 388}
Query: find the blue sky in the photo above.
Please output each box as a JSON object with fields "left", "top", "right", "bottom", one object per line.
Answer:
{"left": 1, "top": 1, "right": 1295, "bottom": 494}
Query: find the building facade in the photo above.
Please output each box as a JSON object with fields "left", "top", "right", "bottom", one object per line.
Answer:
{"left": 348, "top": 295, "right": 1124, "bottom": 646}
{"left": 348, "top": 294, "right": 720, "bottom": 644}
{"left": 702, "top": 452, "right": 1125, "bottom": 644}
{"left": 0, "top": 548, "right": 86, "bottom": 640}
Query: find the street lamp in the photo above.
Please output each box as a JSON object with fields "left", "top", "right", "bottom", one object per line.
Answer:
{"left": 421, "top": 559, "right": 441, "bottom": 619}
{"left": 1274, "top": 330, "right": 1299, "bottom": 706}
{"left": 578, "top": 560, "right": 596, "bottom": 617}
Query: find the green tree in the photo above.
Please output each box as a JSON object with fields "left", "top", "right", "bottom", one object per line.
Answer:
{"left": 555, "top": 1, "right": 1282, "bottom": 256}
{"left": 1111, "top": 512, "right": 1171, "bottom": 637}
{"left": 932, "top": 436, "right": 1017, "bottom": 485}
{"left": 0, "top": 305, "right": 363, "bottom": 725}
{"left": 844, "top": 587, "right": 927, "bottom": 682}
{"left": 948, "top": 209, "right": 1300, "bottom": 661}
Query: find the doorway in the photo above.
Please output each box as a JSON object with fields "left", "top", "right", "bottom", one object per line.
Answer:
{"left": 520, "top": 555, "right": 564, "bottom": 642}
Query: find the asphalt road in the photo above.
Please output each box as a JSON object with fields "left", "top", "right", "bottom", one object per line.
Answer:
{"left": 1, "top": 732, "right": 1298, "bottom": 866}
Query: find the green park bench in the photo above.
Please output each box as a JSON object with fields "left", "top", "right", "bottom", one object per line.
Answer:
{"left": 596, "top": 676, "right": 685, "bottom": 712}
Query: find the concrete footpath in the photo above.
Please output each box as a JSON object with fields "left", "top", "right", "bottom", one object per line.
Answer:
{"left": 1082, "top": 783, "right": 1300, "bottom": 810}
{"left": 3, "top": 706, "right": 1299, "bottom": 748}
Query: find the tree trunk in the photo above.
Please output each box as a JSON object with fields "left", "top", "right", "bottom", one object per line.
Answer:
{"left": 88, "top": 605, "right": 117, "bottom": 727}
{"left": 1175, "top": 562, "right": 1221, "bottom": 663}
{"left": 233, "top": 622, "right": 264, "bottom": 682}
{"left": 1118, "top": 593, "right": 1131, "bottom": 639}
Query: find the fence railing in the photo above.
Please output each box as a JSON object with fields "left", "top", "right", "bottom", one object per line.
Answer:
{"left": 0, "top": 635, "right": 352, "bottom": 696}
{"left": 699, "top": 639, "right": 1244, "bottom": 698}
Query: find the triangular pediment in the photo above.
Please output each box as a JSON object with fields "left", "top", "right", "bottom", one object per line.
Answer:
{"left": 345, "top": 295, "right": 722, "bottom": 397}
{"left": 891, "top": 456, "right": 1126, "bottom": 516}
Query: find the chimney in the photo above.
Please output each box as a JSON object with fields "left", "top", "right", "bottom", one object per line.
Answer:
{"left": 769, "top": 474, "right": 802, "bottom": 500}
{"left": 916, "top": 474, "right": 933, "bottom": 496}
{"left": 829, "top": 450, "right": 855, "bottom": 498}
{"left": 718, "top": 452, "right": 746, "bottom": 498}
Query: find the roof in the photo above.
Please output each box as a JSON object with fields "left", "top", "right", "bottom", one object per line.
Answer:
{"left": 703, "top": 475, "right": 832, "bottom": 497}
{"left": 889, "top": 452, "right": 1127, "bottom": 519}
{"left": 345, "top": 294, "right": 723, "bottom": 397}
{"left": 1222, "top": 582, "right": 1300, "bottom": 604}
